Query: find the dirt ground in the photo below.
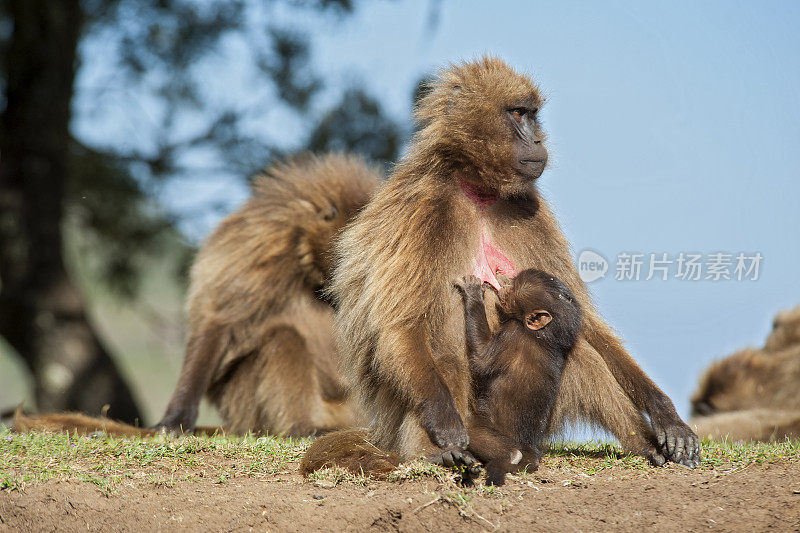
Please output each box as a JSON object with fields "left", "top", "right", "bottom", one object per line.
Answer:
{"left": 2, "top": 452, "right": 800, "bottom": 532}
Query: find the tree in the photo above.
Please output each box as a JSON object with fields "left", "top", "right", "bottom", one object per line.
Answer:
{"left": 0, "top": 0, "right": 404, "bottom": 422}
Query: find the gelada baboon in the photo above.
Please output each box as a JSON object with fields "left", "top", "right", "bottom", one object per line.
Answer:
{"left": 456, "top": 271, "right": 582, "bottom": 486}
{"left": 691, "top": 306, "right": 800, "bottom": 442}
{"left": 317, "top": 57, "right": 698, "bottom": 471}
{"left": 764, "top": 306, "right": 800, "bottom": 352}
{"left": 155, "top": 153, "right": 380, "bottom": 436}
{"left": 10, "top": 154, "right": 380, "bottom": 438}
{"left": 11, "top": 407, "right": 158, "bottom": 437}
{"left": 690, "top": 409, "right": 800, "bottom": 443}
{"left": 691, "top": 346, "right": 800, "bottom": 416}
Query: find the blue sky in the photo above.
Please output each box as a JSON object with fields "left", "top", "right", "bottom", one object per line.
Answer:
{"left": 78, "top": 1, "right": 800, "bottom": 422}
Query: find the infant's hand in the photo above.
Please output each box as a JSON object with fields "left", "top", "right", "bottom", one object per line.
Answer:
{"left": 454, "top": 275, "right": 484, "bottom": 299}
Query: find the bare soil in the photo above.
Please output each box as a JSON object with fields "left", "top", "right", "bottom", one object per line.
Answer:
{"left": 2, "top": 454, "right": 800, "bottom": 532}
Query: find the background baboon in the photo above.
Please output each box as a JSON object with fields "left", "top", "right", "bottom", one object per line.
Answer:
{"left": 155, "top": 153, "right": 380, "bottom": 436}
{"left": 764, "top": 306, "right": 800, "bottom": 352}
{"left": 456, "top": 270, "right": 582, "bottom": 486}
{"left": 691, "top": 346, "right": 800, "bottom": 415}
{"left": 691, "top": 305, "right": 800, "bottom": 442}
{"left": 11, "top": 408, "right": 158, "bottom": 437}
{"left": 690, "top": 409, "right": 800, "bottom": 443}
{"left": 327, "top": 57, "right": 699, "bottom": 469}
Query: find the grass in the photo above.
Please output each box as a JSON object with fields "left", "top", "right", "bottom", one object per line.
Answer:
{"left": 0, "top": 427, "right": 308, "bottom": 493}
{"left": 2, "top": 426, "right": 799, "bottom": 495}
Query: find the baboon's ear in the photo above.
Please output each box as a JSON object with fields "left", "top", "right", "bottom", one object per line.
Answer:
{"left": 525, "top": 310, "right": 552, "bottom": 331}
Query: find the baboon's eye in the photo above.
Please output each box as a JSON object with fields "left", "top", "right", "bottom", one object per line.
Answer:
{"left": 509, "top": 108, "right": 527, "bottom": 120}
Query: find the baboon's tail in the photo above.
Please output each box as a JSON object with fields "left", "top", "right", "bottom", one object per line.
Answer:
{"left": 11, "top": 406, "right": 226, "bottom": 437}
{"left": 300, "top": 429, "right": 401, "bottom": 478}
{"left": 12, "top": 407, "right": 157, "bottom": 437}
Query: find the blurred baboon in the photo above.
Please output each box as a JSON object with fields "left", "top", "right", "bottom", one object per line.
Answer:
{"left": 312, "top": 57, "right": 698, "bottom": 475}
{"left": 153, "top": 153, "right": 380, "bottom": 436}
{"left": 691, "top": 306, "right": 800, "bottom": 442}
{"left": 764, "top": 306, "right": 800, "bottom": 352}
{"left": 8, "top": 407, "right": 226, "bottom": 437}
{"left": 692, "top": 345, "right": 800, "bottom": 416}
{"left": 691, "top": 409, "right": 800, "bottom": 443}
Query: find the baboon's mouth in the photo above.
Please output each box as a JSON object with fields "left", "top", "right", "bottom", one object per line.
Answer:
{"left": 519, "top": 159, "right": 546, "bottom": 164}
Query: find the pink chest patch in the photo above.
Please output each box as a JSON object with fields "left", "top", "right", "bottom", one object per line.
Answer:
{"left": 473, "top": 231, "right": 517, "bottom": 290}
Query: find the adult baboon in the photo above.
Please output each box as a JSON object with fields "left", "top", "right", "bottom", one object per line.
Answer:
{"left": 9, "top": 154, "right": 380, "bottom": 438}
{"left": 691, "top": 409, "right": 800, "bottom": 443}
{"left": 691, "top": 306, "right": 800, "bottom": 442}
{"left": 155, "top": 153, "right": 380, "bottom": 436}
{"left": 764, "top": 306, "right": 800, "bottom": 352}
{"left": 324, "top": 57, "right": 699, "bottom": 469}
{"left": 691, "top": 345, "right": 800, "bottom": 417}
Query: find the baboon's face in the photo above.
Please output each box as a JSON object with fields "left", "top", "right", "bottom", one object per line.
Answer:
{"left": 690, "top": 353, "right": 764, "bottom": 416}
{"left": 496, "top": 269, "right": 582, "bottom": 354}
{"left": 415, "top": 57, "right": 548, "bottom": 194}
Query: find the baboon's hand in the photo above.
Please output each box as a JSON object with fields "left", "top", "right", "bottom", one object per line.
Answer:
{"left": 419, "top": 387, "right": 469, "bottom": 450}
{"left": 651, "top": 417, "right": 701, "bottom": 468}
{"left": 429, "top": 446, "right": 478, "bottom": 469}
{"left": 454, "top": 275, "right": 484, "bottom": 302}
{"left": 153, "top": 408, "right": 197, "bottom": 435}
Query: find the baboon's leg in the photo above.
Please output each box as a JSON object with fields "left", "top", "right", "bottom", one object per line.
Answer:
{"left": 550, "top": 338, "right": 664, "bottom": 464}
{"left": 212, "top": 325, "right": 354, "bottom": 436}
{"left": 155, "top": 324, "right": 222, "bottom": 433}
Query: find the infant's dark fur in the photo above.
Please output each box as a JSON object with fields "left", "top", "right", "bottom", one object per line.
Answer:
{"left": 456, "top": 269, "right": 582, "bottom": 485}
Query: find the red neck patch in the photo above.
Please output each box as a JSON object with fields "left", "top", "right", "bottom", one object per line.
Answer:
{"left": 459, "top": 179, "right": 499, "bottom": 206}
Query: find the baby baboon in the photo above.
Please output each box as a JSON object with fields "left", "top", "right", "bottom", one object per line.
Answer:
{"left": 456, "top": 271, "right": 582, "bottom": 486}
{"left": 328, "top": 56, "right": 699, "bottom": 469}
{"left": 155, "top": 153, "right": 380, "bottom": 436}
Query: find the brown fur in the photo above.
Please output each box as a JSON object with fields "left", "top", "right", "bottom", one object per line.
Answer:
{"left": 690, "top": 306, "right": 800, "bottom": 442}
{"left": 691, "top": 345, "right": 800, "bottom": 415}
{"left": 299, "top": 429, "right": 401, "bottom": 478}
{"left": 691, "top": 409, "right": 800, "bottom": 443}
{"left": 12, "top": 409, "right": 156, "bottom": 437}
{"left": 155, "top": 153, "right": 380, "bottom": 436}
{"left": 326, "top": 57, "right": 698, "bottom": 470}
{"left": 11, "top": 410, "right": 226, "bottom": 437}
{"left": 457, "top": 271, "right": 582, "bottom": 485}
{"left": 764, "top": 306, "right": 800, "bottom": 352}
